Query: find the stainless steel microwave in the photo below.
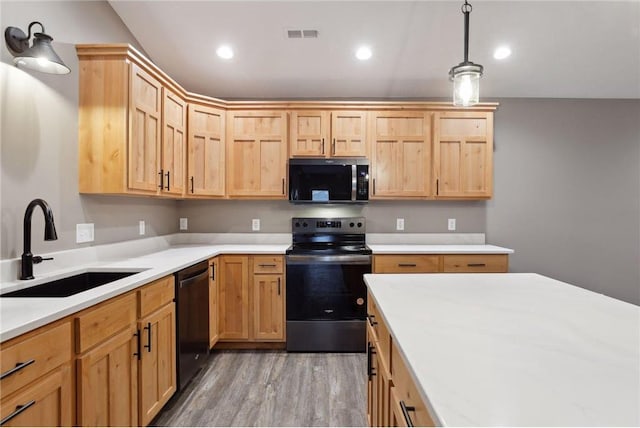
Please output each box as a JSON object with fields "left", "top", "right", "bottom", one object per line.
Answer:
{"left": 288, "top": 158, "right": 369, "bottom": 203}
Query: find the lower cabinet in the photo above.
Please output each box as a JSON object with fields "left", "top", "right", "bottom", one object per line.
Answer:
{"left": 217, "top": 255, "right": 285, "bottom": 343}
{"left": 373, "top": 253, "right": 509, "bottom": 273}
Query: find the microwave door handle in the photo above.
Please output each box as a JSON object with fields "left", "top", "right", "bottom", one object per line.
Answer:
{"left": 351, "top": 164, "right": 357, "bottom": 201}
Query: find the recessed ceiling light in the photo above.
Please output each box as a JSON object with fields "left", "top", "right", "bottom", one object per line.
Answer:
{"left": 355, "top": 46, "right": 372, "bottom": 61}
{"left": 493, "top": 46, "right": 511, "bottom": 60}
{"left": 216, "top": 45, "right": 234, "bottom": 59}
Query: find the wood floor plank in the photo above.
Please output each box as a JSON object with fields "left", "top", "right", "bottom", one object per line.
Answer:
{"left": 152, "top": 350, "right": 367, "bottom": 427}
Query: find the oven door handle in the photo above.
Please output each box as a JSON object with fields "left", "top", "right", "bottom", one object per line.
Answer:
{"left": 286, "top": 254, "right": 372, "bottom": 265}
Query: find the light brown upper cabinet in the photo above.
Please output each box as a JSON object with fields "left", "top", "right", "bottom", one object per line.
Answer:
{"left": 161, "top": 87, "right": 187, "bottom": 196}
{"left": 369, "top": 111, "right": 431, "bottom": 198}
{"left": 78, "top": 52, "right": 184, "bottom": 197}
{"left": 433, "top": 111, "right": 493, "bottom": 199}
{"left": 226, "top": 111, "right": 288, "bottom": 198}
{"left": 187, "top": 103, "right": 226, "bottom": 197}
{"left": 290, "top": 110, "right": 367, "bottom": 158}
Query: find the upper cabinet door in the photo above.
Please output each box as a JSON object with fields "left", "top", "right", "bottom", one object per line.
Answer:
{"left": 129, "top": 64, "right": 162, "bottom": 193}
{"left": 331, "top": 111, "right": 367, "bottom": 157}
{"left": 187, "top": 104, "right": 226, "bottom": 197}
{"left": 161, "top": 88, "right": 186, "bottom": 196}
{"left": 370, "top": 111, "right": 431, "bottom": 198}
{"left": 290, "top": 111, "right": 329, "bottom": 157}
{"left": 227, "top": 111, "right": 288, "bottom": 198}
{"left": 433, "top": 112, "right": 493, "bottom": 199}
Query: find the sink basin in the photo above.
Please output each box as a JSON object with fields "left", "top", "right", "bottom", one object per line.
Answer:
{"left": 0, "top": 271, "right": 141, "bottom": 298}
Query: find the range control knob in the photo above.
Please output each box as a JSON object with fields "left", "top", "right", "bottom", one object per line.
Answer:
{"left": 349, "top": 222, "right": 355, "bottom": 227}
{"left": 357, "top": 222, "right": 363, "bottom": 228}
{"left": 295, "top": 222, "right": 300, "bottom": 227}
{"left": 302, "top": 222, "right": 308, "bottom": 227}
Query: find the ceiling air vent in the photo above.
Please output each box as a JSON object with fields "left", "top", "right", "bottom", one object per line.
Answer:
{"left": 286, "top": 29, "right": 319, "bottom": 39}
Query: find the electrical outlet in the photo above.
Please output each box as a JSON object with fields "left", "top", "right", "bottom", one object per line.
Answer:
{"left": 179, "top": 218, "right": 188, "bottom": 231}
{"left": 139, "top": 220, "right": 146, "bottom": 235}
{"left": 448, "top": 218, "right": 456, "bottom": 231}
{"left": 252, "top": 219, "right": 261, "bottom": 231}
{"left": 396, "top": 218, "right": 405, "bottom": 231}
{"left": 76, "top": 223, "right": 94, "bottom": 243}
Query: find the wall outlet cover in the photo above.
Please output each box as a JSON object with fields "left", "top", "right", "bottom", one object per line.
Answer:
{"left": 396, "top": 218, "right": 405, "bottom": 231}
{"left": 76, "top": 223, "right": 94, "bottom": 243}
{"left": 252, "top": 219, "right": 261, "bottom": 231}
{"left": 179, "top": 218, "right": 188, "bottom": 231}
{"left": 448, "top": 218, "right": 456, "bottom": 231}
{"left": 139, "top": 220, "right": 145, "bottom": 235}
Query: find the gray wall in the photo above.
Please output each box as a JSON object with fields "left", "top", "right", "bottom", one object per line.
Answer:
{"left": 0, "top": 1, "right": 179, "bottom": 259}
{"left": 487, "top": 98, "right": 640, "bottom": 305}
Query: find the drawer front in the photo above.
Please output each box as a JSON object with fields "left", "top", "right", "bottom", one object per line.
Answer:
{"left": 0, "top": 363, "right": 72, "bottom": 427}
{"left": 75, "top": 292, "right": 137, "bottom": 353}
{"left": 391, "top": 345, "right": 435, "bottom": 427}
{"left": 442, "top": 254, "right": 508, "bottom": 273}
{"left": 252, "top": 256, "right": 283, "bottom": 274}
{"left": 138, "top": 275, "right": 175, "bottom": 317}
{"left": 367, "top": 293, "right": 391, "bottom": 370}
{"left": 373, "top": 255, "right": 439, "bottom": 273}
{"left": 0, "top": 321, "right": 72, "bottom": 398}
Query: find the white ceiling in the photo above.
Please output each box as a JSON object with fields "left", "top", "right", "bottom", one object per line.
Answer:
{"left": 108, "top": 1, "right": 640, "bottom": 100}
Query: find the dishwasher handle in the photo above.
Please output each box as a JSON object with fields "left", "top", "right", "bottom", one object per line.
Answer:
{"left": 179, "top": 269, "right": 209, "bottom": 288}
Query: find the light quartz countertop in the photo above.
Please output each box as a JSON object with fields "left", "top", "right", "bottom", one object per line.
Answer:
{"left": 0, "top": 232, "right": 511, "bottom": 343}
{"left": 364, "top": 273, "right": 640, "bottom": 426}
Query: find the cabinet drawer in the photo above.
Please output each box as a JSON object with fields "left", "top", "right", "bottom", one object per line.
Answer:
{"left": 0, "top": 363, "right": 72, "bottom": 427}
{"left": 391, "top": 345, "right": 435, "bottom": 427}
{"left": 373, "top": 255, "right": 439, "bottom": 273}
{"left": 75, "top": 292, "right": 137, "bottom": 353}
{"left": 252, "top": 256, "right": 283, "bottom": 274}
{"left": 138, "top": 275, "right": 174, "bottom": 318}
{"left": 0, "top": 321, "right": 72, "bottom": 398}
{"left": 442, "top": 254, "right": 508, "bottom": 273}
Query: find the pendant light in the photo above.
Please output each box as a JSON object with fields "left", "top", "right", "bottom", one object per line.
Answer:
{"left": 449, "top": 1, "right": 483, "bottom": 106}
{"left": 4, "top": 21, "right": 70, "bottom": 75}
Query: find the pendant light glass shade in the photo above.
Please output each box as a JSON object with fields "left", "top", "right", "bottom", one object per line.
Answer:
{"left": 4, "top": 22, "right": 70, "bottom": 75}
{"left": 449, "top": 1, "right": 482, "bottom": 106}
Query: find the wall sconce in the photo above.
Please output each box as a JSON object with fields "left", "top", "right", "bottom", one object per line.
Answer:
{"left": 449, "top": 1, "right": 483, "bottom": 106}
{"left": 4, "top": 21, "right": 70, "bottom": 74}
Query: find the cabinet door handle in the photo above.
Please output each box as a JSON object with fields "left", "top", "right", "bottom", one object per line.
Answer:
{"left": 367, "top": 314, "right": 378, "bottom": 327}
{"left": 282, "top": 178, "right": 285, "bottom": 195}
{"left": 277, "top": 277, "right": 281, "bottom": 295}
{"left": 366, "top": 342, "right": 376, "bottom": 380}
{"left": 210, "top": 263, "right": 215, "bottom": 280}
{"left": 400, "top": 401, "right": 416, "bottom": 427}
{"left": 398, "top": 263, "right": 417, "bottom": 267}
{"left": 190, "top": 176, "right": 195, "bottom": 193}
{"left": 0, "top": 359, "right": 35, "bottom": 380}
{"left": 0, "top": 400, "right": 36, "bottom": 426}
{"left": 158, "top": 169, "right": 164, "bottom": 190}
{"left": 467, "top": 263, "right": 487, "bottom": 267}
{"left": 321, "top": 138, "right": 325, "bottom": 155}
{"left": 165, "top": 170, "right": 170, "bottom": 191}
{"left": 144, "top": 322, "right": 152, "bottom": 352}
{"left": 332, "top": 138, "right": 336, "bottom": 155}
{"left": 436, "top": 178, "right": 439, "bottom": 195}
{"left": 372, "top": 178, "right": 376, "bottom": 195}
{"left": 133, "top": 329, "right": 141, "bottom": 360}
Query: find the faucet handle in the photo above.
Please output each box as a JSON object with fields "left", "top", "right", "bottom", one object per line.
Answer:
{"left": 32, "top": 256, "right": 53, "bottom": 264}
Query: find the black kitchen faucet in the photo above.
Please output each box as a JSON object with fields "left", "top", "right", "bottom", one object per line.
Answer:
{"left": 21, "top": 198, "right": 58, "bottom": 280}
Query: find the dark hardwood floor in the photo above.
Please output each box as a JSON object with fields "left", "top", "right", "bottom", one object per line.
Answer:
{"left": 153, "top": 350, "right": 367, "bottom": 427}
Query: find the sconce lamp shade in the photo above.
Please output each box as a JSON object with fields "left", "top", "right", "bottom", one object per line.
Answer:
{"left": 4, "top": 22, "right": 70, "bottom": 74}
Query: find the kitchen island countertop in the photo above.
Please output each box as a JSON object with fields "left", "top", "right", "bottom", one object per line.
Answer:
{"left": 364, "top": 272, "right": 640, "bottom": 426}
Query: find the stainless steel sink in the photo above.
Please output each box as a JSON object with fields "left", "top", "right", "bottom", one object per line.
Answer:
{"left": 0, "top": 271, "right": 142, "bottom": 298}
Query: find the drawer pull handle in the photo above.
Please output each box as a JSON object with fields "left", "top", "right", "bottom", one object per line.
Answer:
{"left": 133, "top": 329, "right": 141, "bottom": 360}
{"left": 0, "top": 359, "right": 35, "bottom": 380}
{"left": 144, "top": 322, "right": 152, "bottom": 352}
{"left": 467, "top": 263, "right": 486, "bottom": 267}
{"left": 366, "top": 342, "right": 377, "bottom": 380}
{"left": 367, "top": 314, "right": 378, "bottom": 327}
{"left": 258, "top": 264, "right": 277, "bottom": 268}
{"left": 398, "top": 263, "right": 417, "bottom": 267}
{"left": 400, "top": 400, "right": 416, "bottom": 427}
{"left": 0, "top": 400, "right": 36, "bottom": 426}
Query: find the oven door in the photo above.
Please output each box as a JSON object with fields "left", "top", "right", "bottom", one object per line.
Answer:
{"left": 285, "top": 254, "right": 370, "bottom": 321}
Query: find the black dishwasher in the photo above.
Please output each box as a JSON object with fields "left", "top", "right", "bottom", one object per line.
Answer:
{"left": 174, "top": 261, "right": 210, "bottom": 391}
